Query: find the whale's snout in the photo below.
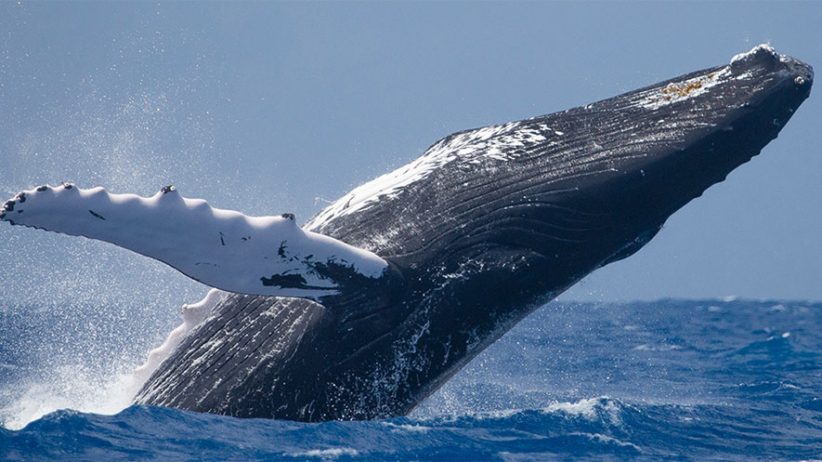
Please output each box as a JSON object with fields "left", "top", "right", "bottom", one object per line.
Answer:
{"left": 729, "top": 45, "right": 812, "bottom": 121}
{"left": 529, "top": 46, "right": 814, "bottom": 272}
{"left": 731, "top": 44, "right": 813, "bottom": 86}
{"left": 778, "top": 54, "right": 812, "bottom": 120}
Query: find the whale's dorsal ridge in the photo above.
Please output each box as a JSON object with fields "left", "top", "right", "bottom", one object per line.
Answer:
{"left": 307, "top": 119, "right": 562, "bottom": 232}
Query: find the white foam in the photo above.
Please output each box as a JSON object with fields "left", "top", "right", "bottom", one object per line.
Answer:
{"left": 544, "top": 398, "right": 601, "bottom": 419}
{"left": 381, "top": 422, "right": 432, "bottom": 433}
{"left": 291, "top": 448, "right": 360, "bottom": 458}
{"left": 2, "top": 184, "right": 388, "bottom": 300}
{"left": 0, "top": 364, "right": 140, "bottom": 430}
{"left": 571, "top": 432, "right": 642, "bottom": 451}
{"left": 543, "top": 397, "right": 622, "bottom": 425}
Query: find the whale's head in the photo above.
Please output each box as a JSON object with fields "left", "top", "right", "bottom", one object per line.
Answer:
{"left": 484, "top": 44, "right": 814, "bottom": 287}
{"left": 308, "top": 44, "right": 812, "bottom": 315}
{"left": 582, "top": 44, "right": 813, "bottom": 229}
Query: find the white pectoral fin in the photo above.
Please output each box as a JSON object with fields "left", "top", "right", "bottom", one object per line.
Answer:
{"left": 2, "top": 184, "right": 389, "bottom": 300}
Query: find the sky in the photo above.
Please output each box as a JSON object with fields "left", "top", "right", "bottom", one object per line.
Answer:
{"left": 0, "top": 2, "right": 820, "bottom": 308}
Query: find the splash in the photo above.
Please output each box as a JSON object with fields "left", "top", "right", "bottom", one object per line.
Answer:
{"left": 0, "top": 364, "right": 141, "bottom": 431}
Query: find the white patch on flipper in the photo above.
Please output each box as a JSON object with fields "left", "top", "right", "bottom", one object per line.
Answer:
{"left": 308, "top": 121, "right": 555, "bottom": 228}
{"left": 1, "top": 184, "right": 388, "bottom": 300}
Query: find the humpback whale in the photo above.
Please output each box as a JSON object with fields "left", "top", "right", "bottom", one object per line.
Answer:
{"left": 1, "top": 45, "right": 813, "bottom": 422}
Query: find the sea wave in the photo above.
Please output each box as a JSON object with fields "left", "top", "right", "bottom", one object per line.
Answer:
{"left": 3, "top": 396, "right": 818, "bottom": 461}
{"left": 2, "top": 300, "right": 822, "bottom": 460}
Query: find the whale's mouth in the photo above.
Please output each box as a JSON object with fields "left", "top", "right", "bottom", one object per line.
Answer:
{"left": 551, "top": 45, "right": 813, "bottom": 237}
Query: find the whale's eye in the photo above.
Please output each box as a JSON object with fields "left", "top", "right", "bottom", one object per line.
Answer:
{"left": 795, "top": 76, "right": 806, "bottom": 85}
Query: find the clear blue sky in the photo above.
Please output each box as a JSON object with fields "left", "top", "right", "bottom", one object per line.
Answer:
{"left": 1, "top": 2, "right": 820, "bottom": 307}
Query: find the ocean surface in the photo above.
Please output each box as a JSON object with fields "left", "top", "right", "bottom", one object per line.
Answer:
{"left": 2, "top": 298, "right": 822, "bottom": 461}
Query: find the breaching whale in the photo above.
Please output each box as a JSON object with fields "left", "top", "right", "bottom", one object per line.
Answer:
{"left": 1, "top": 45, "right": 813, "bottom": 422}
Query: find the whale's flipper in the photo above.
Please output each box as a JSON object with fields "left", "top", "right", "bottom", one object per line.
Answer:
{"left": 1, "top": 185, "right": 391, "bottom": 301}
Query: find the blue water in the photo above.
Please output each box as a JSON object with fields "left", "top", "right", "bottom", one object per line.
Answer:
{"left": 2, "top": 299, "right": 822, "bottom": 461}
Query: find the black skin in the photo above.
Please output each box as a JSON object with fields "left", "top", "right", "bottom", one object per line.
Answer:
{"left": 135, "top": 49, "right": 812, "bottom": 422}
{"left": 88, "top": 210, "right": 106, "bottom": 221}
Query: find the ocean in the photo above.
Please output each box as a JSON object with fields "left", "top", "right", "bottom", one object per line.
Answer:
{"left": 1, "top": 298, "right": 821, "bottom": 461}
